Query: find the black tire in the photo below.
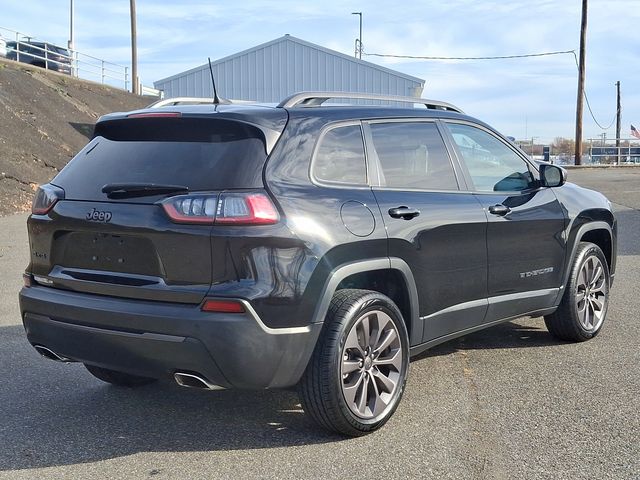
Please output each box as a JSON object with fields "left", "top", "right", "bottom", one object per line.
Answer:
{"left": 298, "top": 289, "right": 410, "bottom": 436}
{"left": 84, "top": 364, "right": 157, "bottom": 387}
{"left": 545, "top": 242, "right": 610, "bottom": 342}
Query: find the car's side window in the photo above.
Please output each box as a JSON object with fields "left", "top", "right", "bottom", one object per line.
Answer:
{"left": 369, "top": 122, "right": 458, "bottom": 190}
{"left": 446, "top": 123, "right": 535, "bottom": 192}
{"left": 313, "top": 124, "right": 367, "bottom": 185}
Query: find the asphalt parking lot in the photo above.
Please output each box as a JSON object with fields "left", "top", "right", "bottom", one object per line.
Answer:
{"left": 0, "top": 168, "right": 638, "bottom": 480}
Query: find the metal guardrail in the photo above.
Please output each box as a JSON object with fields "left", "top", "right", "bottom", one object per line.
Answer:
{"left": 0, "top": 26, "right": 129, "bottom": 91}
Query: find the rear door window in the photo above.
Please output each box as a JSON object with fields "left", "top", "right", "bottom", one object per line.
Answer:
{"left": 368, "top": 122, "right": 458, "bottom": 190}
{"left": 312, "top": 124, "right": 367, "bottom": 185}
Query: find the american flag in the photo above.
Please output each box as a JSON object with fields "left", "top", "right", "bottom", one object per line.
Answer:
{"left": 632, "top": 125, "right": 640, "bottom": 139}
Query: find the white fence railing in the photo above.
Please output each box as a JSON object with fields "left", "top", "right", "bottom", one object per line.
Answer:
{"left": 0, "top": 26, "right": 130, "bottom": 91}
{"left": 587, "top": 138, "right": 640, "bottom": 165}
{"left": 514, "top": 138, "right": 640, "bottom": 166}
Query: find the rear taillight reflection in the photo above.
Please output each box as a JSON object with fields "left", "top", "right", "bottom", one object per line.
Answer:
{"left": 161, "top": 191, "right": 279, "bottom": 225}
{"left": 127, "top": 112, "right": 182, "bottom": 118}
{"left": 201, "top": 299, "right": 245, "bottom": 313}
{"left": 32, "top": 184, "right": 65, "bottom": 215}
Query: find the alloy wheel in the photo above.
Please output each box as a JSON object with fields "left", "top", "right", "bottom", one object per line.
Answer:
{"left": 340, "top": 310, "right": 403, "bottom": 419}
{"left": 575, "top": 255, "right": 608, "bottom": 332}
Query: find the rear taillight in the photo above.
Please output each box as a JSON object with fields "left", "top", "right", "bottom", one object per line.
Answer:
{"left": 161, "top": 191, "right": 279, "bottom": 225}
{"left": 215, "top": 192, "right": 279, "bottom": 225}
{"left": 32, "top": 184, "right": 64, "bottom": 215}
{"left": 161, "top": 194, "right": 218, "bottom": 224}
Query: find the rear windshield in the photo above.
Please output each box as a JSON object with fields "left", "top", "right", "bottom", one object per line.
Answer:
{"left": 53, "top": 117, "right": 268, "bottom": 200}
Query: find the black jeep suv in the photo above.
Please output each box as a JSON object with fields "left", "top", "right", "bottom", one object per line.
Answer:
{"left": 19, "top": 92, "right": 616, "bottom": 436}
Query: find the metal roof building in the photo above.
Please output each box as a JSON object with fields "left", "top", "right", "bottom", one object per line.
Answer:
{"left": 153, "top": 35, "right": 425, "bottom": 102}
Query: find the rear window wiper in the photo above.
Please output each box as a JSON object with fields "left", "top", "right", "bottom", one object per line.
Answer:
{"left": 102, "top": 183, "right": 190, "bottom": 199}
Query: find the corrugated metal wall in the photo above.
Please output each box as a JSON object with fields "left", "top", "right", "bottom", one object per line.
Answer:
{"left": 154, "top": 36, "right": 424, "bottom": 102}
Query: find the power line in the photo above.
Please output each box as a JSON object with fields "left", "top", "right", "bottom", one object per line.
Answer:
{"left": 364, "top": 48, "right": 617, "bottom": 132}
{"left": 570, "top": 50, "right": 617, "bottom": 130}
{"left": 363, "top": 49, "right": 576, "bottom": 60}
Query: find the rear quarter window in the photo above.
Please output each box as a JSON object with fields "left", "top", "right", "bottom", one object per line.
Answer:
{"left": 312, "top": 124, "right": 367, "bottom": 186}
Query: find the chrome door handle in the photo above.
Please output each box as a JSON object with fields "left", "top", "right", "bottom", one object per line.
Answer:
{"left": 488, "top": 204, "right": 511, "bottom": 216}
{"left": 388, "top": 206, "right": 421, "bottom": 220}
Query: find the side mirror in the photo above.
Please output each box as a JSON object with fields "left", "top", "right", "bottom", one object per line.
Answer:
{"left": 539, "top": 164, "right": 567, "bottom": 188}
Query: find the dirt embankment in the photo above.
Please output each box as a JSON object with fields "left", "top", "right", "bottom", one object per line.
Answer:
{"left": 0, "top": 58, "right": 149, "bottom": 215}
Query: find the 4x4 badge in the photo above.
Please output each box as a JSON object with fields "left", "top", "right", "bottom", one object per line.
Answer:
{"left": 86, "top": 208, "right": 112, "bottom": 223}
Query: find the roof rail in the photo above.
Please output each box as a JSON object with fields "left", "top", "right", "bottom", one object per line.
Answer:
{"left": 277, "top": 91, "right": 463, "bottom": 113}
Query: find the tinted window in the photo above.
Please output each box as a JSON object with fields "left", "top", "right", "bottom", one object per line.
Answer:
{"left": 369, "top": 122, "right": 458, "bottom": 190}
{"left": 313, "top": 125, "right": 366, "bottom": 185}
{"left": 447, "top": 123, "right": 535, "bottom": 192}
{"left": 26, "top": 43, "right": 45, "bottom": 54}
{"left": 47, "top": 44, "right": 69, "bottom": 55}
{"left": 53, "top": 118, "right": 268, "bottom": 200}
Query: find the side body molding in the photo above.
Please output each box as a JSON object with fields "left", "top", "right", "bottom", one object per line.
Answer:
{"left": 310, "top": 257, "right": 422, "bottom": 346}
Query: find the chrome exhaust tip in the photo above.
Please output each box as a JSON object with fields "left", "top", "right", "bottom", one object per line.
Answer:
{"left": 174, "top": 372, "right": 224, "bottom": 390}
{"left": 33, "top": 345, "right": 72, "bottom": 363}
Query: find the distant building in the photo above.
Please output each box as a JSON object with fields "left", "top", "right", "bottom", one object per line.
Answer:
{"left": 153, "top": 35, "right": 425, "bottom": 102}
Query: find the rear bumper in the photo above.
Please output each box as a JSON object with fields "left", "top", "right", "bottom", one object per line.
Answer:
{"left": 19, "top": 285, "right": 321, "bottom": 389}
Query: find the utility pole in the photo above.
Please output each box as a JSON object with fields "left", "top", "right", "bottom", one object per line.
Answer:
{"left": 68, "top": 0, "right": 75, "bottom": 76}
{"left": 616, "top": 81, "right": 621, "bottom": 165}
{"left": 574, "top": 0, "right": 588, "bottom": 165}
{"left": 68, "top": 0, "right": 74, "bottom": 51}
{"left": 130, "top": 0, "right": 138, "bottom": 94}
{"left": 352, "top": 12, "right": 362, "bottom": 59}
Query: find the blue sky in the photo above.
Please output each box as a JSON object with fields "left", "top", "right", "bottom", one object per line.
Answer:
{"left": 2, "top": 0, "right": 638, "bottom": 142}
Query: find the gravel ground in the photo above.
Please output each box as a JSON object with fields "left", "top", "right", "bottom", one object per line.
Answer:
{"left": 0, "top": 169, "right": 638, "bottom": 479}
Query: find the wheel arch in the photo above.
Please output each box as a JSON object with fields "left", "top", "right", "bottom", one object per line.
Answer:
{"left": 310, "top": 258, "right": 422, "bottom": 345}
{"left": 562, "top": 220, "right": 614, "bottom": 290}
{"left": 580, "top": 228, "right": 613, "bottom": 271}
